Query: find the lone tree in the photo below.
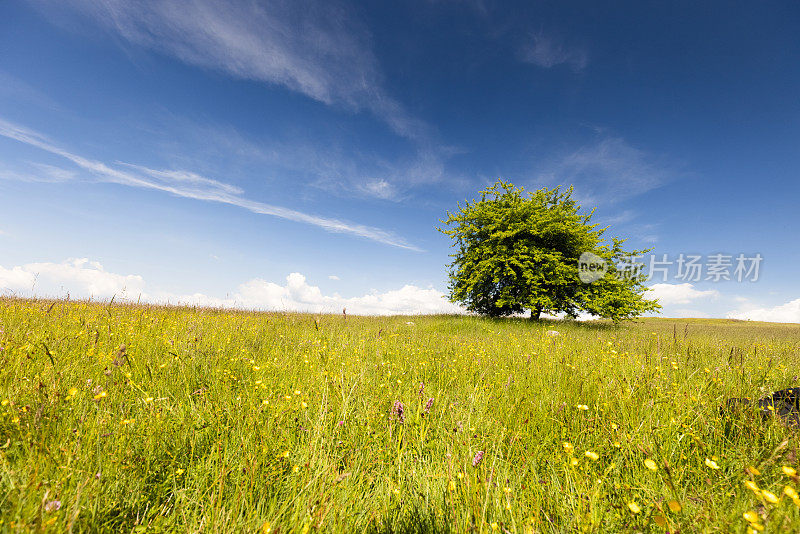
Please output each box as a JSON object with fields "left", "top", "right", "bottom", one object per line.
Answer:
{"left": 438, "top": 180, "right": 660, "bottom": 323}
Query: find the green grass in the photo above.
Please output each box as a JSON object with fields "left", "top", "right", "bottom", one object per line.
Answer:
{"left": 1, "top": 297, "right": 800, "bottom": 532}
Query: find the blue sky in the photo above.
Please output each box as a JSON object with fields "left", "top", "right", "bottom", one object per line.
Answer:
{"left": 1, "top": 0, "right": 799, "bottom": 320}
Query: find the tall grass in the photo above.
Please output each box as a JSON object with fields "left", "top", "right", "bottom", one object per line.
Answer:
{"left": 1, "top": 297, "right": 799, "bottom": 532}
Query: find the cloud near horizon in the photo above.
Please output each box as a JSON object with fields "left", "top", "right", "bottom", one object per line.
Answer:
{"left": 727, "top": 297, "right": 800, "bottom": 324}
{"left": 0, "top": 258, "right": 463, "bottom": 315}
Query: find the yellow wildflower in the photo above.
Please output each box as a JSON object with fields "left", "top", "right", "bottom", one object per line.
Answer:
{"left": 762, "top": 490, "right": 779, "bottom": 504}
{"left": 585, "top": 451, "right": 599, "bottom": 461}
{"left": 743, "top": 511, "right": 759, "bottom": 523}
{"left": 644, "top": 459, "right": 658, "bottom": 471}
{"left": 627, "top": 502, "right": 641, "bottom": 514}
{"left": 782, "top": 466, "right": 797, "bottom": 477}
{"left": 704, "top": 458, "right": 719, "bottom": 470}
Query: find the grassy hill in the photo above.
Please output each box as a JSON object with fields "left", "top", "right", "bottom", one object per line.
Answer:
{"left": 1, "top": 297, "right": 799, "bottom": 532}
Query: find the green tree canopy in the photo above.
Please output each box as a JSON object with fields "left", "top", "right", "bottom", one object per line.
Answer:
{"left": 438, "top": 180, "right": 661, "bottom": 323}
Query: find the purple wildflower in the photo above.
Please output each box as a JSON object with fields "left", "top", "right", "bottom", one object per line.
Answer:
{"left": 44, "top": 500, "right": 61, "bottom": 513}
{"left": 392, "top": 400, "right": 405, "bottom": 423}
{"left": 424, "top": 397, "right": 434, "bottom": 414}
{"left": 418, "top": 382, "right": 425, "bottom": 396}
{"left": 472, "top": 450, "right": 484, "bottom": 467}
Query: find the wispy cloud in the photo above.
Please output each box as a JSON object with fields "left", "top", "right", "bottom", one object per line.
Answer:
{"left": 538, "top": 137, "right": 670, "bottom": 207}
{"left": 0, "top": 117, "right": 421, "bottom": 250}
{"left": 34, "top": 0, "right": 431, "bottom": 142}
{"left": 0, "top": 69, "right": 63, "bottom": 110}
{"left": 520, "top": 32, "right": 588, "bottom": 72}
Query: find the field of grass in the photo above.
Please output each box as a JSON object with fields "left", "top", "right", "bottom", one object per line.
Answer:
{"left": 1, "top": 297, "right": 800, "bottom": 532}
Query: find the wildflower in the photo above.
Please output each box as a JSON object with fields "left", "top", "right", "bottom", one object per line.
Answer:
{"left": 783, "top": 466, "right": 797, "bottom": 477}
{"left": 704, "top": 458, "right": 719, "bottom": 470}
{"left": 570, "top": 457, "right": 578, "bottom": 466}
{"left": 175, "top": 468, "right": 185, "bottom": 476}
{"left": 762, "top": 490, "right": 779, "bottom": 504}
{"left": 612, "top": 441, "right": 621, "bottom": 448}
{"left": 301, "top": 402, "right": 308, "bottom": 409}
{"left": 577, "top": 404, "right": 589, "bottom": 411}
{"left": 744, "top": 480, "right": 760, "bottom": 492}
{"left": 562, "top": 442, "right": 574, "bottom": 454}
{"left": 667, "top": 500, "right": 681, "bottom": 513}
{"left": 44, "top": 500, "right": 61, "bottom": 513}
{"left": 93, "top": 390, "right": 107, "bottom": 401}
{"left": 585, "top": 451, "right": 599, "bottom": 461}
{"left": 644, "top": 458, "right": 658, "bottom": 471}
{"left": 392, "top": 401, "right": 405, "bottom": 423}
{"left": 746, "top": 466, "right": 761, "bottom": 475}
{"left": 418, "top": 382, "right": 425, "bottom": 396}
{"left": 424, "top": 397, "right": 434, "bottom": 414}
{"left": 784, "top": 486, "right": 799, "bottom": 500}
{"left": 473, "top": 450, "right": 484, "bottom": 467}
{"left": 67, "top": 388, "right": 78, "bottom": 397}
{"left": 743, "top": 511, "right": 759, "bottom": 523}
{"left": 490, "top": 522, "right": 498, "bottom": 530}
{"left": 627, "top": 501, "right": 641, "bottom": 514}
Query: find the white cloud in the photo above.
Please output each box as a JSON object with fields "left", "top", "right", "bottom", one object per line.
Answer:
{"left": 0, "top": 117, "right": 421, "bottom": 251}
{"left": 35, "top": 0, "right": 429, "bottom": 142}
{"left": 328, "top": 275, "right": 340, "bottom": 280}
{"left": 0, "top": 258, "right": 144, "bottom": 298}
{"left": 727, "top": 298, "right": 800, "bottom": 323}
{"left": 0, "top": 259, "right": 463, "bottom": 315}
{"left": 646, "top": 283, "right": 719, "bottom": 305}
{"left": 520, "top": 32, "right": 588, "bottom": 72}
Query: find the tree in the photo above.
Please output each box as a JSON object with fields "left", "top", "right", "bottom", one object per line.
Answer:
{"left": 438, "top": 179, "right": 661, "bottom": 323}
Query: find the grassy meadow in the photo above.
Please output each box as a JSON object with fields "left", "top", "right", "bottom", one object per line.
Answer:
{"left": 2, "top": 297, "right": 800, "bottom": 533}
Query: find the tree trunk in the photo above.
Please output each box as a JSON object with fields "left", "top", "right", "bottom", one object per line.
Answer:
{"left": 530, "top": 307, "right": 542, "bottom": 321}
